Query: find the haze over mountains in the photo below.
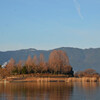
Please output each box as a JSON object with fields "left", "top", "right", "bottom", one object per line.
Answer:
{"left": 0, "top": 47, "right": 100, "bottom": 73}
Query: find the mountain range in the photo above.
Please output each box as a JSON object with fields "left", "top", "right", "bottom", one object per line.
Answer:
{"left": 0, "top": 47, "right": 100, "bottom": 73}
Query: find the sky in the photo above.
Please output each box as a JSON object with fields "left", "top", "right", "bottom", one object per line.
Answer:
{"left": 0, "top": 0, "right": 100, "bottom": 51}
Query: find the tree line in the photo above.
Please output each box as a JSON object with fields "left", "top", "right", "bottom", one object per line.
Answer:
{"left": 0, "top": 50, "right": 74, "bottom": 78}
{"left": 75, "top": 69, "right": 99, "bottom": 78}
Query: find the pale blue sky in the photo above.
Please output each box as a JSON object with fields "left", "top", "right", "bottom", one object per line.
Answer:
{"left": 0, "top": 0, "right": 100, "bottom": 51}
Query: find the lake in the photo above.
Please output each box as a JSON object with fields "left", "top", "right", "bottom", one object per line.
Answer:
{"left": 0, "top": 82, "right": 100, "bottom": 100}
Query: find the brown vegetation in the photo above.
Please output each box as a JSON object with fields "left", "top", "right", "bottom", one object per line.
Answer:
{"left": 0, "top": 50, "right": 74, "bottom": 79}
{"left": 75, "top": 68, "right": 100, "bottom": 78}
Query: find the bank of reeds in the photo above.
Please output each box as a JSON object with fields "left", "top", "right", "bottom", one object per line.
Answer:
{"left": 1, "top": 76, "right": 100, "bottom": 83}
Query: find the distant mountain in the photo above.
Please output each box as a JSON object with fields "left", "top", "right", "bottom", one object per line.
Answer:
{"left": 0, "top": 47, "right": 100, "bottom": 73}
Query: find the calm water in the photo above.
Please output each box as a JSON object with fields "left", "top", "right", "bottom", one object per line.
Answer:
{"left": 0, "top": 82, "right": 100, "bottom": 100}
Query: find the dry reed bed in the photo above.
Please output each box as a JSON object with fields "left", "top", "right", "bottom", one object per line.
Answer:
{"left": 4, "top": 77, "right": 100, "bottom": 83}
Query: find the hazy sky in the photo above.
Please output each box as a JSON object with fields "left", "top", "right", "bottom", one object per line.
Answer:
{"left": 0, "top": 0, "right": 100, "bottom": 51}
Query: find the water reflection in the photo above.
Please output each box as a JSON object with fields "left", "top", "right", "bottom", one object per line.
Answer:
{"left": 75, "top": 82, "right": 100, "bottom": 91}
{"left": 73, "top": 82, "right": 100, "bottom": 100}
{"left": 0, "top": 82, "right": 73, "bottom": 100}
{"left": 0, "top": 82, "right": 100, "bottom": 100}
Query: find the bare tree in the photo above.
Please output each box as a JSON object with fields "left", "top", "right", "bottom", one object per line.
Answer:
{"left": 84, "top": 69, "right": 96, "bottom": 75}
{"left": 25, "top": 55, "right": 32, "bottom": 73}
{"left": 32, "top": 55, "right": 38, "bottom": 73}
{"left": 62, "top": 65, "right": 72, "bottom": 74}
{"left": 48, "top": 50, "right": 71, "bottom": 74}
{"left": 75, "top": 69, "right": 98, "bottom": 77}
{"left": 0, "top": 68, "right": 9, "bottom": 78}
{"left": 17, "top": 60, "right": 23, "bottom": 74}
{"left": 6, "top": 58, "right": 16, "bottom": 75}
{"left": 38, "top": 54, "right": 47, "bottom": 73}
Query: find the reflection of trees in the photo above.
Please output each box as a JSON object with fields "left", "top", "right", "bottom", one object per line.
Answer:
{"left": 0, "top": 82, "right": 73, "bottom": 100}
{"left": 75, "top": 82, "right": 100, "bottom": 94}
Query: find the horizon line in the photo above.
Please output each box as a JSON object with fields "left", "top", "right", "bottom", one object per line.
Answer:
{"left": 0, "top": 46, "right": 100, "bottom": 52}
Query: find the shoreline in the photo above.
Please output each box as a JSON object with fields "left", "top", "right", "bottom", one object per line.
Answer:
{"left": 0, "top": 77, "right": 100, "bottom": 83}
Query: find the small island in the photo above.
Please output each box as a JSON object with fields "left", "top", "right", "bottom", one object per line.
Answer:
{"left": 0, "top": 50, "right": 100, "bottom": 83}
